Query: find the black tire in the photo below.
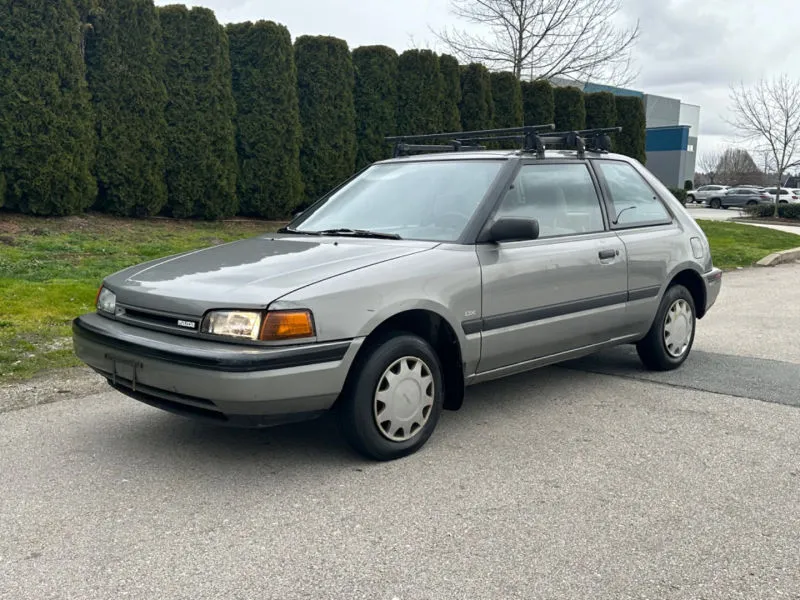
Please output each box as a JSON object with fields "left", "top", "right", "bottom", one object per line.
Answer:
{"left": 337, "top": 332, "right": 444, "bottom": 461}
{"left": 709, "top": 198, "right": 721, "bottom": 209}
{"left": 687, "top": 195, "right": 695, "bottom": 203}
{"left": 747, "top": 200, "right": 757, "bottom": 206}
{"left": 636, "top": 284, "right": 696, "bottom": 371}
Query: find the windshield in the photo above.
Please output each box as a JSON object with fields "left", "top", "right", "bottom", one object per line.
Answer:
{"left": 290, "top": 160, "right": 506, "bottom": 242}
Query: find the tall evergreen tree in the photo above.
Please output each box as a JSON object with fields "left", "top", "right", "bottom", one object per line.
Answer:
{"left": 521, "top": 79, "right": 555, "bottom": 126}
{"left": 396, "top": 49, "right": 443, "bottom": 135}
{"left": 86, "top": 0, "right": 168, "bottom": 217}
{"left": 352, "top": 45, "right": 398, "bottom": 169}
{"left": 553, "top": 86, "right": 586, "bottom": 131}
{"left": 459, "top": 63, "right": 494, "bottom": 131}
{"left": 439, "top": 54, "right": 462, "bottom": 132}
{"left": 615, "top": 96, "right": 647, "bottom": 164}
{"left": 0, "top": 0, "right": 97, "bottom": 215}
{"left": 159, "top": 5, "right": 238, "bottom": 219}
{"left": 490, "top": 71, "right": 522, "bottom": 147}
{"left": 584, "top": 92, "right": 617, "bottom": 129}
{"left": 228, "top": 21, "right": 303, "bottom": 218}
{"left": 295, "top": 35, "right": 357, "bottom": 203}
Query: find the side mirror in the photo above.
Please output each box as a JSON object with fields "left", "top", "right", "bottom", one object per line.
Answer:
{"left": 489, "top": 217, "right": 539, "bottom": 243}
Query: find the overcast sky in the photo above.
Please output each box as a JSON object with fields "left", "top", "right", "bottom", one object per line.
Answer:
{"left": 155, "top": 0, "right": 800, "bottom": 160}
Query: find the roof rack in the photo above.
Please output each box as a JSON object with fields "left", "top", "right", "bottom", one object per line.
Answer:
{"left": 385, "top": 124, "right": 622, "bottom": 159}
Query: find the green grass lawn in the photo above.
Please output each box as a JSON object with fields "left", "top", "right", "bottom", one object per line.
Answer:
{"left": 0, "top": 213, "right": 279, "bottom": 383}
{"left": 696, "top": 220, "right": 800, "bottom": 270}
{"left": 0, "top": 214, "right": 798, "bottom": 384}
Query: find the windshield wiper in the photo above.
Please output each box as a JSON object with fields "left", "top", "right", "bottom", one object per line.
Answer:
{"left": 276, "top": 226, "right": 321, "bottom": 235}
{"left": 315, "top": 228, "right": 402, "bottom": 240}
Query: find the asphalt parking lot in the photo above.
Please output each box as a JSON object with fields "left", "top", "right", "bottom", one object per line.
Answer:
{"left": 2, "top": 265, "right": 800, "bottom": 600}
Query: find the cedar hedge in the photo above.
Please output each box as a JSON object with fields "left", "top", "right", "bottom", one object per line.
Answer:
{"left": 86, "top": 0, "right": 169, "bottom": 217}
{"left": 353, "top": 45, "right": 398, "bottom": 169}
{"left": 584, "top": 92, "right": 617, "bottom": 130}
{"left": 228, "top": 21, "right": 303, "bottom": 218}
{"left": 160, "top": 5, "right": 238, "bottom": 219}
{"left": 615, "top": 96, "right": 647, "bottom": 164}
{"left": 460, "top": 63, "right": 494, "bottom": 131}
{"left": 0, "top": 0, "right": 97, "bottom": 215}
{"left": 439, "top": 54, "right": 462, "bottom": 132}
{"left": 396, "top": 49, "right": 442, "bottom": 135}
{"left": 521, "top": 79, "right": 554, "bottom": 126}
{"left": 295, "top": 35, "right": 357, "bottom": 203}
{"left": 490, "top": 72, "right": 523, "bottom": 147}
{"left": 553, "top": 86, "right": 586, "bottom": 132}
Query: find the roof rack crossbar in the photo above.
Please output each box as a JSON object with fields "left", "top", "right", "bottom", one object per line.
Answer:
{"left": 385, "top": 124, "right": 556, "bottom": 143}
{"left": 392, "top": 142, "right": 486, "bottom": 158}
{"left": 385, "top": 124, "right": 622, "bottom": 159}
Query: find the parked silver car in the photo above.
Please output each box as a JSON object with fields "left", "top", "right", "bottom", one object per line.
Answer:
{"left": 72, "top": 126, "right": 722, "bottom": 461}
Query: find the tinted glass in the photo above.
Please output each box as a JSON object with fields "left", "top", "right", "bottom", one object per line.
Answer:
{"left": 495, "top": 163, "right": 605, "bottom": 238}
{"left": 595, "top": 161, "right": 671, "bottom": 226}
{"left": 293, "top": 160, "right": 505, "bottom": 242}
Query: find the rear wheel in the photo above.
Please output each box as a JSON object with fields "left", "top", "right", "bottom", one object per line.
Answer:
{"left": 747, "top": 200, "right": 757, "bottom": 206}
{"left": 338, "top": 332, "right": 444, "bottom": 461}
{"left": 636, "top": 284, "right": 696, "bottom": 371}
{"left": 709, "top": 198, "right": 721, "bottom": 209}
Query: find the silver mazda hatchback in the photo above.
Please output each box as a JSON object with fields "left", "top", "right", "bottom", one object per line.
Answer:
{"left": 73, "top": 125, "right": 722, "bottom": 460}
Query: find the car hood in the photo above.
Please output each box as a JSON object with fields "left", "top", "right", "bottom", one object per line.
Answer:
{"left": 106, "top": 234, "right": 437, "bottom": 315}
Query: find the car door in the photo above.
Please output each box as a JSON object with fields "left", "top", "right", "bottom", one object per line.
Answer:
{"left": 475, "top": 161, "right": 629, "bottom": 374}
{"left": 725, "top": 188, "right": 745, "bottom": 206}
{"left": 592, "top": 159, "right": 684, "bottom": 337}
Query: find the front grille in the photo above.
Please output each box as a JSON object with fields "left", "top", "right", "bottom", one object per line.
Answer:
{"left": 117, "top": 305, "right": 201, "bottom": 335}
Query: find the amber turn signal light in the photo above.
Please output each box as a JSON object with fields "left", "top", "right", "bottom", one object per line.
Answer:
{"left": 259, "top": 310, "right": 315, "bottom": 341}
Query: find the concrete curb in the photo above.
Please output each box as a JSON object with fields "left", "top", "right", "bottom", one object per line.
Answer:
{"left": 756, "top": 247, "right": 800, "bottom": 267}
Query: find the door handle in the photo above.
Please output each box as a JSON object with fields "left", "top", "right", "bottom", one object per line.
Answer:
{"left": 598, "top": 249, "right": 618, "bottom": 260}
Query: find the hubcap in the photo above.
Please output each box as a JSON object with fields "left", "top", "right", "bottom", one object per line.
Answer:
{"left": 663, "top": 299, "right": 694, "bottom": 358}
{"left": 373, "top": 356, "right": 434, "bottom": 442}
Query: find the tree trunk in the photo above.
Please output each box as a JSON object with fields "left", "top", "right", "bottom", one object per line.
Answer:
{"left": 775, "top": 170, "right": 783, "bottom": 218}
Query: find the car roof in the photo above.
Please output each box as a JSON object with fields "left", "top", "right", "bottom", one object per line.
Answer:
{"left": 375, "top": 149, "right": 638, "bottom": 164}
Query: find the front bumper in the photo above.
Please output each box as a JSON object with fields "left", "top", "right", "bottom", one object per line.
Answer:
{"left": 703, "top": 267, "right": 723, "bottom": 313}
{"left": 72, "top": 313, "right": 362, "bottom": 427}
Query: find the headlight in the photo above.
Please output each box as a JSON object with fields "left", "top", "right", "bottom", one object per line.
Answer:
{"left": 201, "top": 309, "right": 316, "bottom": 341}
{"left": 202, "top": 311, "right": 263, "bottom": 340}
{"left": 96, "top": 287, "right": 116, "bottom": 314}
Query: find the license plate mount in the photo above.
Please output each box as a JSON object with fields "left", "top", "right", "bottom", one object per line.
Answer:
{"left": 105, "top": 354, "right": 144, "bottom": 391}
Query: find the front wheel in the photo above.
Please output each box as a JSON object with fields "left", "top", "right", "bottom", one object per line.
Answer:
{"left": 709, "top": 198, "right": 721, "bottom": 209}
{"left": 687, "top": 195, "right": 696, "bottom": 203}
{"left": 636, "top": 285, "right": 696, "bottom": 371}
{"left": 338, "top": 332, "right": 444, "bottom": 461}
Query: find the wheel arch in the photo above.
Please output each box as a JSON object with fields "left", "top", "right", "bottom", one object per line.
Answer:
{"left": 666, "top": 267, "right": 707, "bottom": 319}
{"left": 342, "top": 306, "right": 467, "bottom": 411}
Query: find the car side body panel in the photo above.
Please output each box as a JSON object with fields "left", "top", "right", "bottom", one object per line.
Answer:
{"left": 271, "top": 244, "right": 484, "bottom": 375}
{"left": 475, "top": 231, "right": 629, "bottom": 373}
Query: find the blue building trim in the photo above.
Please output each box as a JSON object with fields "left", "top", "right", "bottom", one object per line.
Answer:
{"left": 582, "top": 82, "right": 643, "bottom": 97}
{"left": 645, "top": 125, "right": 689, "bottom": 152}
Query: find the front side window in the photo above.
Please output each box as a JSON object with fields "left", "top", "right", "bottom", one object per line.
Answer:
{"left": 291, "top": 160, "right": 506, "bottom": 242}
{"left": 494, "top": 163, "right": 605, "bottom": 238}
{"left": 595, "top": 161, "right": 672, "bottom": 227}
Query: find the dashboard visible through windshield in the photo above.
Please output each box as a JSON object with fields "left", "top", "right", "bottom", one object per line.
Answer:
{"left": 290, "top": 160, "right": 507, "bottom": 242}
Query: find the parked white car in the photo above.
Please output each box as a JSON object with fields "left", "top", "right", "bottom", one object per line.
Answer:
{"left": 687, "top": 185, "right": 729, "bottom": 204}
{"left": 763, "top": 187, "right": 800, "bottom": 204}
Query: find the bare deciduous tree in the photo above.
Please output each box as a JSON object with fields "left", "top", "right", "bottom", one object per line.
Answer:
{"left": 432, "top": 0, "right": 640, "bottom": 83}
{"left": 717, "top": 147, "right": 761, "bottom": 185}
{"left": 727, "top": 75, "right": 800, "bottom": 216}
{"left": 697, "top": 149, "right": 723, "bottom": 184}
